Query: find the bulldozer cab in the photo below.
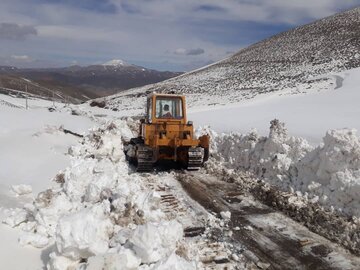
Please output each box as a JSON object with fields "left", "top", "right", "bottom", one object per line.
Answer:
{"left": 146, "top": 94, "right": 187, "bottom": 124}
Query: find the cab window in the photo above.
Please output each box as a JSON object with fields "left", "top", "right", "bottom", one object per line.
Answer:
{"left": 155, "top": 97, "right": 183, "bottom": 119}
{"left": 147, "top": 97, "right": 152, "bottom": 123}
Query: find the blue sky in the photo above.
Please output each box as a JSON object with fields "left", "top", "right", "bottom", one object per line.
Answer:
{"left": 0, "top": 0, "right": 359, "bottom": 71}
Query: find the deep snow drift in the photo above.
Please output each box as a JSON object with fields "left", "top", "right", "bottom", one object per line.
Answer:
{"left": 206, "top": 119, "right": 360, "bottom": 217}
{"left": 3, "top": 119, "right": 243, "bottom": 269}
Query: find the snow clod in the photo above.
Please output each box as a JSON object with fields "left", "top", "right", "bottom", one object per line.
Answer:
{"left": 220, "top": 211, "right": 231, "bottom": 220}
{"left": 11, "top": 184, "right": 32, "bottom": 196}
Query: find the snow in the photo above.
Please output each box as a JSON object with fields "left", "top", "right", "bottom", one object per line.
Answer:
{"left": 190, "top": 68, "right": 360, "bottom": 144}
{"left": 11, "top": 184, "right": 33, "bottom": 196}
{"left": 0, "top": 99, "right": 93, "bottom": 269}
{"left": 3, "top": 208, "right": 28, "bottom": 227}
{"left": 126, "top": 220, "right": 183, "bottom": 264}
{"left": 85, "top": 248, "right": 141, "bottom": 270}
{"left": 2, "top": 117, "right": 232, "bottom": 269}
{"left": 102, "top": 59, "right": 130, "bottom": 67}
{"left": 55, "top": 203, "right": 114, "bottom": 260}
{"left": 209, "top": 119, "right": 360, "bottom": 217}
{"left": 0, "top": 105, "right": 93, "bottom": 194}
{"left": 220, "top": 211, "right": 231, "bottom": 220}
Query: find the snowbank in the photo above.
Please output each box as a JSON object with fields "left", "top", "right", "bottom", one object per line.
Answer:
{"left": 3, "top": 120, "right": 194, "bottom": 269}
{"left": 209, "top": 120, "right": 360, "bottom": 217}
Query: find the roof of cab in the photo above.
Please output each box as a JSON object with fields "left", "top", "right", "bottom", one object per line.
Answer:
{"left": 147, "top": 92, "right": 184, "bottom": 98}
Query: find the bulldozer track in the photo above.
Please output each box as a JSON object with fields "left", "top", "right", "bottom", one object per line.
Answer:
{"left": 187, "top": 147, "right": 204, "bottom": 170}
{"left": 177, "top": 171, "right": 360, "bottom": 270}
{"left": 136, "top": 146, "right": 154, "bottom": 172}
{"left": 145, "top": 181, "right": 187, "bottom": 219}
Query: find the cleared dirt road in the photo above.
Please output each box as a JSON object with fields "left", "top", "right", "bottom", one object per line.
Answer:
{"left": 178, "top": 171, "right": 360, "bottom": 270}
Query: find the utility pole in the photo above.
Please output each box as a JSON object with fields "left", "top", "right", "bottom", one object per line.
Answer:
{"left": 25, "top": 84, "right": 28, "bottom": 110}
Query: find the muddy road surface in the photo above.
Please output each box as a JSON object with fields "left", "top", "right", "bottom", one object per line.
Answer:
{"left": 177, "top": 171, "right": 360, "bottom": 270}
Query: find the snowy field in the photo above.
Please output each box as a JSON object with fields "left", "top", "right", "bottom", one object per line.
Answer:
{"left": 0, "top": 97, "right": 93, "bottom": 270}
{"left": 189, "top": 67, "right": 360, "bottom": 144}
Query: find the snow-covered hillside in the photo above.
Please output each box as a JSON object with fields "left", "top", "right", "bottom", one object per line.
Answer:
{"left": 102, "top": 7, "right": 360, "bottom": 111}
{"left": 191, "top": 67, "right": 360, "bottom": 143}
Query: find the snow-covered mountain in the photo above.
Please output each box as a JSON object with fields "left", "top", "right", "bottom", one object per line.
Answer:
{"left": 103, "top": 7, "right": 360, "bottom": 109}
{"left": 102, "top": 59, "right": 130, "bottom": 67}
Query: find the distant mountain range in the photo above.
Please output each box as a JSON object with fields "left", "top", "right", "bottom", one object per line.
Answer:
{"left": 103, "top": 7, "right": 360, "bottom": 110}
{"left": 0, "top": 60, "right": 182, "bottom": 103}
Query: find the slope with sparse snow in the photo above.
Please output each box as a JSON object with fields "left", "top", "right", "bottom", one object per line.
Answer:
{"left": 102, "top": 7, "right": 360, "bottom": 111}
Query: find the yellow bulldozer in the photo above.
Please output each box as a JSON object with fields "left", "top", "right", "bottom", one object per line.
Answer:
{"left": 125, "top": 93, "right": 210, "bottom": 171}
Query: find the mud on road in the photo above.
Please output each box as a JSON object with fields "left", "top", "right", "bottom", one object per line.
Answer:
{"left": 177, "top": 171, "right": 360, "bottom": 270}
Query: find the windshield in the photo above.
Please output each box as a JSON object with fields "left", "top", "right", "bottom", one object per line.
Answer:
{"left": 155, "top": 97, "right": 183, "bottom": 119}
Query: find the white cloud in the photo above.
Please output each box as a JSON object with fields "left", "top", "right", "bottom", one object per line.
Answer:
{"left": 11, "top": 55, "right": 31, "bottom": 61}
{"left": 174, "top": 48, "right": 205, "bottom": 56}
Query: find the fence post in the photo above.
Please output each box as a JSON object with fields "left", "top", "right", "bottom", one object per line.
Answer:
{"left": 25, "top": 84, "right": 28, "bottom": 109}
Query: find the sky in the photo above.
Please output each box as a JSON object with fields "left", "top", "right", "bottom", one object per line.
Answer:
{"left": 0, "top": 0, "right": 359, "bottom": 71}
